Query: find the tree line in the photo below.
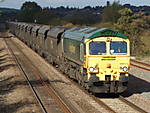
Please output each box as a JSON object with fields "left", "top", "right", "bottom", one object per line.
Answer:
{"left": 17, "top": 1, "right": 150, "bottom": 55}
{"left": 17, "top": 2, "right": 101, "bottom": 25}
{"left": 1, "top": 1, "right": 149, "bottom": 56}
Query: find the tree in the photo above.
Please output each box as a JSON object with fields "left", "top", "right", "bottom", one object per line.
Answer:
{"left": 115, "top": 8, "right": 150, "bottom": 55}
{"left": 102, "top": 1, "right": 122, "bottom": 23}
{"left": 18, "top": 1, "right": 42, "bottom": 22}
{"left": 35, "top": 8, "right": 62, "bottom": 25}
{"left": 115, "top": 8, "right": 133, "bottom": 34}
{"left": 64, "top": 10, "right": 100, "bottom": 25}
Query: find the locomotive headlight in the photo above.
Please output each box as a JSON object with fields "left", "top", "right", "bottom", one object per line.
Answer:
{"left": 89, "top": 67, "right": 95, "bottom": 72}
{"left": 123, "top": 67, "right": 128, "bottom": 71}
{"left": 89, "top": 67, "right": 99, "bottom": 73}
{"left": 120, "top": 66, "right": 128, "bottom": 72}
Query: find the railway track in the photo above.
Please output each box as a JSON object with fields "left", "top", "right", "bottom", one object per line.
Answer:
{"left": 95, "top": 96, "right": 148, "bottom": 113}
{"left": 118, "top": 96, "right": 148, "bottom": 113}
{"left": 5, "top": 38, "right": 48, "bottom": 113}
{"left": 74, "top": 83, "right": 148, "bottom": 113}
{"left": 58, "top": 64, "right": 149, "bottom": 113}
{"left": 4, "top": 38, "right": 81, "bottom": 113}
{"left": 4, "top": 37, "right": 149, "bottom": 113}
{"left": 59, "top": 69, "right": 148, "bottom": 113}
{"left": 131, "top": 59, "right": 150, "bottom": 71}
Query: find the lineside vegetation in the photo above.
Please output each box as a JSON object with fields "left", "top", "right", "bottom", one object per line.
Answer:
{"left": 0, "top": 1, "right": 150, "bottom": 56}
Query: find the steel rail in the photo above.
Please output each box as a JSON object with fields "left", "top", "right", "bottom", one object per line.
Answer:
{"left": 59, "top": 75, "right": 117, "bottom": 113}
{"left": 131, "top": 59, "right": 150, "bottom": 67}
{"left": 4, "top": 38, "right": 48, "bottom": 113}
{"left": 131, "top": 63, "right": 150, "bottom": 71}
{"left": 119, "top": 96, "right": 148, "bottom": 113}
{"left": 6, "top": 38, "right": 81, "bottom": 113}
{"left": 93, "top": 96, "right": 116, "bottom": 113}
{"left": 11, "top": 37, "right": 116, "bottom": 113}
{"left": 7, "top": 37, "right": 149, "bottom": 113}
{"left": 131, "top": 59, "right": 150, "bottom": 71}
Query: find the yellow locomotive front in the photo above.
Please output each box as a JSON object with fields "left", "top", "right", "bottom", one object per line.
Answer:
{"left": 84, "top": 37, "right": 130, "bottom": 93}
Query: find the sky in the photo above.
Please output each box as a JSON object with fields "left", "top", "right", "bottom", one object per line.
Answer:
{"left": 0, "top": 0, "right": 150, "bottom": 9}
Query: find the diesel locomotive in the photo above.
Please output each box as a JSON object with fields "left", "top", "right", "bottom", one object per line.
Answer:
{"left": 8, "top": 22, "right": 130, "bottom": 93}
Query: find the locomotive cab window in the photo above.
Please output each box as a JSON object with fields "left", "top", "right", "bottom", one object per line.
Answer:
{"left": 110, "top": 41, "right": 127, "bottom": 55}
{"left": 89, "top": 41, "right": 106, "bottom": 55}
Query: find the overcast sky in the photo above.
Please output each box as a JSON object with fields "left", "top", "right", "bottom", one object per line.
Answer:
{"left": 0, "top": 0, "right": 150, "bottom": 9}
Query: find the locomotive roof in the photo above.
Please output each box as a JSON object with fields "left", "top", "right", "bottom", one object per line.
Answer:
{"left": 63, "top": 27, "right": 128, "bottom": 42}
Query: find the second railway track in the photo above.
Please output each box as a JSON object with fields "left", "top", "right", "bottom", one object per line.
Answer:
{"left": 4, "top": 38, "right": 82, "bottom": 113}
{"left": 94, "top": 95, "right": 148, "bottom": 113}
{"left": 131, "top": 59, "right": 150, "bottom": 71}
{"left": 118, "top": 96, "right": 148, "bottom": 113}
